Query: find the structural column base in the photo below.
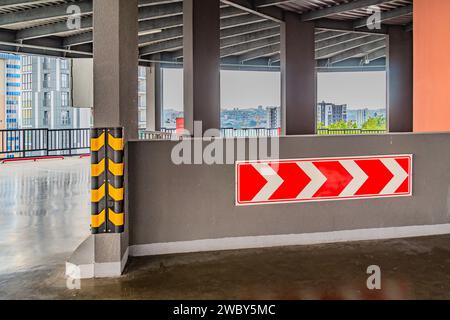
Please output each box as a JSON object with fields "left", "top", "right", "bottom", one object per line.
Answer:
{"left": 65, "top": 234, "right": 129, "bottom": 279}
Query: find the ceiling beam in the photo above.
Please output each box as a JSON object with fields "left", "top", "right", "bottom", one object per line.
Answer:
{"left": 16, "top": 16, "right": 93, "bottom": 40}
{"left": 363, "top": 46, "right": 386, "bottom": 62}
{"left": 221, "top": 0, "right": 284, "bottom": 22}
{"left": 254, "top": 0, "right": 294, "bottom": 7}
{"left": 221, "top": 35, "right": 279, "bottom": 57}
{"left": 146, "top": 27, "right": 281, "bottom": 59}
{"left": 353, "top": 4, "right": 413, "bottom": 29}
{"left": 328, "top": 39, "right": 386, "bottom": 64}
{"left": 301, "top": 0, "right": 393, "bottom": 21}
{"left": 315, "top": 32, "right": 368, "bottom": 50}
{"left": 139, "top": 37, "right": 182, "bottom": 56}
{"left": 316, "top": 35, "right": 384, "bottom": 59}
{"left": 0, "top": 1, "right": 186, "bottom": 28}
{"left": 315, "top": 18, "right": 388, "bottom": 34}
{"left": 151, "top": 28, "right": 383, "bottom": 61}
{"left": 0, "top": 1, "right": 91, "bottom": 27}
{"left": 0, "top": 0, "right": 55, "bottom": 9}
{"left": 315, "top": 30, "right": 347, "bottom": 42}
{"left": 238, "top": 43, "right": 280, "bottom": 62}
{"left": 221, "top": 27, "right": 279, "bottom": 48}
{"left": 17, "top": 6, "right": 258, "bottom": 41}
{"left": 64, "top": 18, "right": 278, "bottom": 47}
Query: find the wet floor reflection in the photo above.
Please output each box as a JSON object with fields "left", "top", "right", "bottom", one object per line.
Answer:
{"left": 0, "top": 158, "right": 91, "bottom": 274}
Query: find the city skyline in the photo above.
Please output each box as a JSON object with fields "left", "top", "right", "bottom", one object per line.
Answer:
{"left": 163, "top": 68, "right": 387, "bottom": 111}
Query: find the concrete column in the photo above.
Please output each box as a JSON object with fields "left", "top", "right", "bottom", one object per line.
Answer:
{"left": 281, "top": 12, "right": 316, "bottom": 135}
{"left": 183, "top": 0, "right": 221, "bottom": 134}
{"left": 93, "top": 0, "right": 139, "bottom": 141}
{"left": 388, "top": 26, "right": 413, "bottom": 132}
{"left": 146, "top": 63, "right": 162, "bottom": 131}
{"left": 79, "top": 0, "right": 138, "bottom": 277}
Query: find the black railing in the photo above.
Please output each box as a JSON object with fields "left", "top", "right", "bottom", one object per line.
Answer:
{"left": 317, "top": 129, "right": 386, "bottom": 135}
{"left": 0, "top": 128, "right": 90, "bottom": 160}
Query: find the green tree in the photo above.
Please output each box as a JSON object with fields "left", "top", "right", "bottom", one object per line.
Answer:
{"left": 328, "top": 120, "right": 358, "bottom": 129}
{"left": 362, "top": 117, "right": 386, "bottom": 130}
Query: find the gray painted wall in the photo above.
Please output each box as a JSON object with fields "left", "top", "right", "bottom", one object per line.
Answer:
{"left": 128, "top": 133, "right": 450, "bottom": 246}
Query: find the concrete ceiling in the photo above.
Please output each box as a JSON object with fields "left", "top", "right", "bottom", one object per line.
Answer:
{"left": 0, "top": 0, "right": 414, "bottom": 70}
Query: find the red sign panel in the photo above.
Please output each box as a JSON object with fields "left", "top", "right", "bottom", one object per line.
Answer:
{"left": 236, "top": 155, "right": 412, "bottom": 206}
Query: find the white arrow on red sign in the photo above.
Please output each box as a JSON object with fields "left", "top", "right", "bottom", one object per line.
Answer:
{"left": 236, "top": 155, "right": 412, "bottom": 206}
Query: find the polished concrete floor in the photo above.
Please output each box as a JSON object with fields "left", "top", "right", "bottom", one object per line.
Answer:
{"left": 0, "top": 158, "right": 91, "bottom": 275}
{"left": 1, "top": 159, "right": 450, "bottom": 300}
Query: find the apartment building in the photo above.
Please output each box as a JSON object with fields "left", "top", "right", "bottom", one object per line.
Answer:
{"left": 21, "top": 55, "right": 77, "bottom": 129}
{"left": 317, "top": 101, "right": 348, "bottom": 127}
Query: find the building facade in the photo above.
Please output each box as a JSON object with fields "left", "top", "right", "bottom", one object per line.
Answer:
{"left": 138, "top": 66, "right": 147, "bottom": 130}
{"left": 317, "top": 101, "right": 348, "bottom": 127}
{"left": 267, "top": 106, "right": 281, "bottom": 129}
{"left": 0, "top": 53, "right": 21, "bottom": 131}
{"left": 356, "top": 108, "right": 370, "bottom": 128}
{"left": 21, "top": 55, "right": 78, "bottom": 129}
{"left": 0, "top": 53, "right": 21, "bottom": 154}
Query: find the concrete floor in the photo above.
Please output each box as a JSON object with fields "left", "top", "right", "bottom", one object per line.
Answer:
{"left": 0, "top": 158, "right": 91, "bottom": 275}
{"left": 1, "top": 159, "right": 450, "bottom": 300}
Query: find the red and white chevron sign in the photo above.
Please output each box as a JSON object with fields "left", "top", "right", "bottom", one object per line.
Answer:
{"left": 236, "top": 155, "right": 412, "bottom": 206}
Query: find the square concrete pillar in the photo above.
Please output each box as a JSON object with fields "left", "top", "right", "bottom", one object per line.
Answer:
{"left": 93, "top": 0, "right": 139, "bottom": 141}
{"left": 388, "top": 26, "right": 413, "bottom": 133}
{"left": 281, "top": 13, "right": 316, "bottom": 135}
{"left": 74, "top": 0, "right": 139, "bottom": 278}
{"left": 183, "top": 0, "right": 221, "bottom": 134}
{"left": 146, "top": 63, "right": 163, "bottom": 132}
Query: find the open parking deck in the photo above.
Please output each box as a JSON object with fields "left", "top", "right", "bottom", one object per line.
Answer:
{"left": 1, "top": 159, "right": 450, "bottom": 300}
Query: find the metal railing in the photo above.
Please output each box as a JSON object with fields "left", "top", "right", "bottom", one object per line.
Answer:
{"left": 221, "top": 128, "right": 279, "bottom": 137}
{"left": 317, "top": 129, "right": 386, "bottom": 135}
{"left": 139, "top": 130, "right": 177, "bottom": 140}
{"left": 153, "top": 128, "right": 386, "bottom": 137}
{"left": 0, "top": 128, "right": 90, "bottom": 160}
{"left": 1, "top": 127, "right": 388, "bottom": 160}
{"left": 151, "top": 128, "right": 280, "bottom": 138}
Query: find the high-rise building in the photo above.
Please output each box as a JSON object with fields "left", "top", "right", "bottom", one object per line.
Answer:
{"left": 138, "top": 67, "right": 147, "bottom": 129}
{"left": 267, "top": 106, "right": 281, "bottom": 129}
{"left": 0, "top": 53, "right": 21, "bottom": 131}
{"left": 356, "top": 108, "right": 370, "bottom": 128}
{"left": 317, "top": 101, "right": 347, "bottom": 127}
{"left": 21, "top": 55, "right": 77, "bottom": 129}
{"left": 0, "top": 53, "right": 21, "bottom": 154}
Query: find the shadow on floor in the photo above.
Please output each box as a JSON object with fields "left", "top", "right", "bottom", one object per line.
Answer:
{"left": 2, "top": 234, "right": 450, "bottom": 300}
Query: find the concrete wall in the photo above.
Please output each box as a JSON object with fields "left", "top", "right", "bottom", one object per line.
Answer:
{"left": 414, "top": 0, "right": 450, "bottom": 132}
{"left": 128, "top": 133, "right": 450, "bottom": 254}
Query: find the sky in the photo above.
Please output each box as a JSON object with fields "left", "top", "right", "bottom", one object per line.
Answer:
{"left": 163, "top": 68, "right": 386, "bottom": 111}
